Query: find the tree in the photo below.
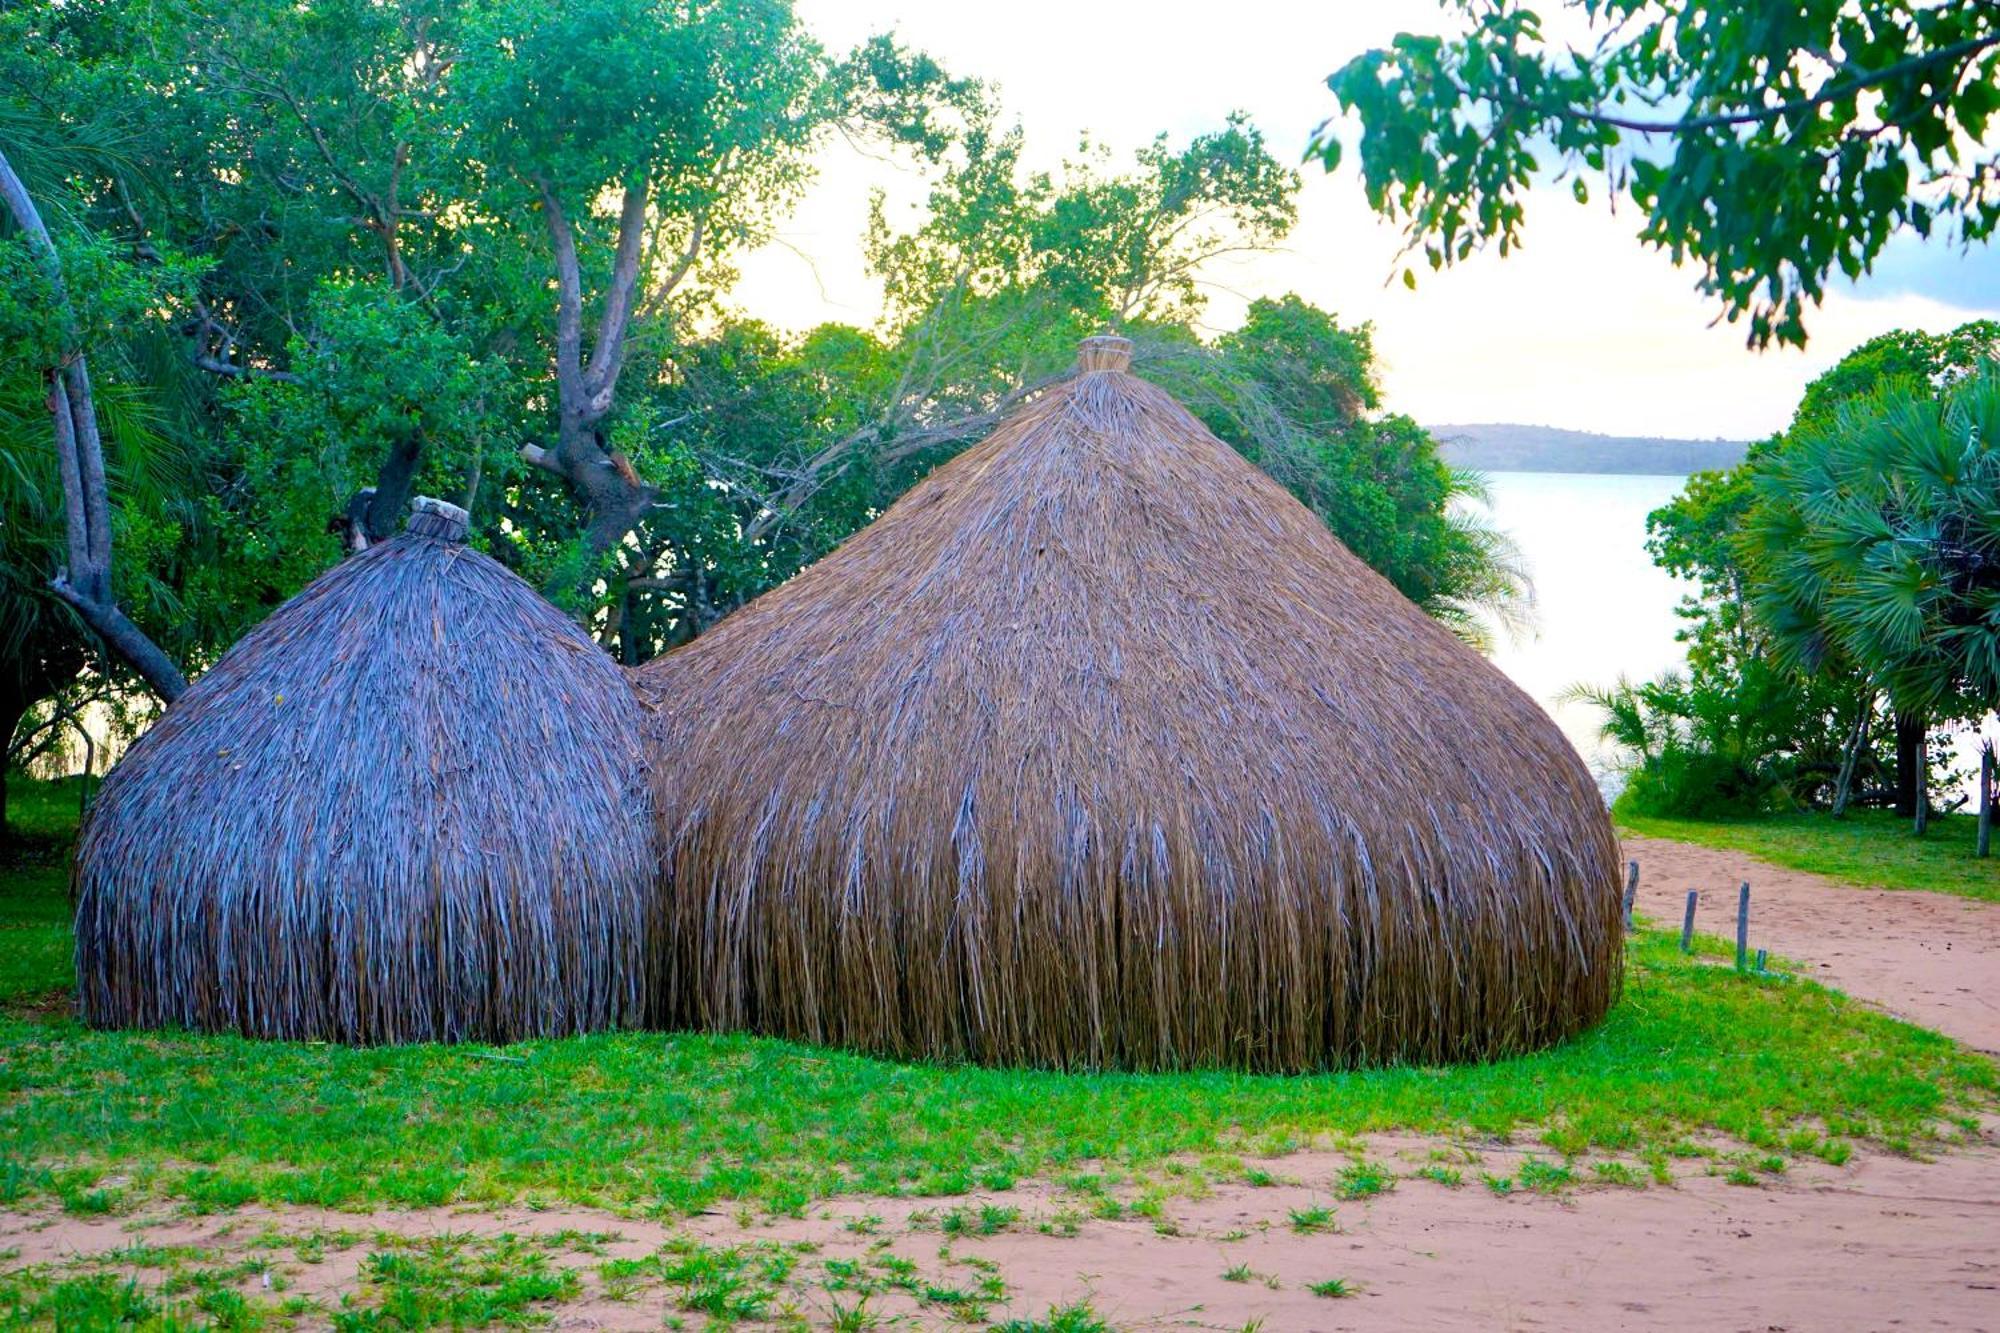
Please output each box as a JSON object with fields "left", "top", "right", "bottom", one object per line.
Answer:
{"left": 0, "top": 148, "right": 188, "bottom": 703}
{"left": 1311, "top": 0, "right": 2000, "bottom": 347}
{"left": 618, "top": 112, "right": 1309, "bottom": 654}
{"left": 1174, "top": 295, "right": 1528, "bottom": 642}
{"left": 1743, "top": 367, "right": 2000, "bottom": 832}
{"left": 2, "top": 0, "right": 1533, "bottom": 701}
{"left": 1790, "top": 321, "right": 2000, "bottom": 433}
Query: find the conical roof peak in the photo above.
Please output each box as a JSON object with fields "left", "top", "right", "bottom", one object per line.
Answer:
{"left": 1075, "top": 333, "right": 1134, "bottom": 373}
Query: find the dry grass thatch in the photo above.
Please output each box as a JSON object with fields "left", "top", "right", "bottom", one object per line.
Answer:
{"left": 74, "top": 498, "right": 653, "bottom": 1044}
{"left": 636, "top": 336, "right": 1622, "bottom": 1073}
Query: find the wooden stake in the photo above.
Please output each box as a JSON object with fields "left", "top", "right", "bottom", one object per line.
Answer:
{"left": 1754, "top": 948, "right": 1768, "bottom": 974}
{"left": 1623, "top": 860, "right": 1639, "bottom": 927}
{"left": 1735, "top": 881, "right": 1750, "bottom": 971}
{"left": 1680, "top": 890, "right": 1698, "bottom": 953}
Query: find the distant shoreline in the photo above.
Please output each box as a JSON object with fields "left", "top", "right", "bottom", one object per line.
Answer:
{"left": 1431, "top": 422, "right": 1750, "bottom": 476}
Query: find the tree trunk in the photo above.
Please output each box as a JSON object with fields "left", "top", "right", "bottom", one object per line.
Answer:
{"left": 0, "top": 145, "right": 186, "bottom": 704}
{"left": 1894, "top": 710, "right": 1924, "bottom": 818}
{"left": 1979, "top": 741, "right": 1993, "bottom": 858}
{"left": 1913, "top": 727, "right": 1929, "bottom": 836}
{"left": 1831, "top": 694, "right": 1873, "bottom": 818}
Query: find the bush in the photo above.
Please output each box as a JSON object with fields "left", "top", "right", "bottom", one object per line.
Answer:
{"left": 1615, "top": 748, "right": 1780, "bottom": 820}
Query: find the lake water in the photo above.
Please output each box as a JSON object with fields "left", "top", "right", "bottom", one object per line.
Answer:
{"left": 1472, "top": 472, "right": 1697, "bottom": 793}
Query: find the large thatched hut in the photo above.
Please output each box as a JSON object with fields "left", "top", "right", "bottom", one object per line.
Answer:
{"left": 636, "top": 336, "right": 1622, "bottom": 1073}
{"left": 75, "top": 498, "right": 652, "bottom": 1044}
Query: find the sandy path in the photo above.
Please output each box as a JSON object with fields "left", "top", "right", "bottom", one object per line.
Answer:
{"left": 5, "top": 1138, "right": 1999, "bottom": 1331}
{"left": 1622, "top": 835, "right": 2000, "bottom": 1053}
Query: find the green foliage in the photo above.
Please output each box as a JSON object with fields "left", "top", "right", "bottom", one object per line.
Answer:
{"left": 1313, "top": 1, "right": 2000, "bottom": 346}
{"left": 1184, "top": 296, "right": 1528, "bottom": 637}
{"left": 1616, "top": 744, "right": 1778, "bottom": 820}
{"left": 1577, "top": 326, "right": 2000, "bottom": 817}
{"left": 1568, "top": 667, "right": 1822, "bottom": 818}
{"left": 0, "top": 0, "right": 1540, "bottom": 700}
{"left": 1744, "top": 366, "right": 2000, "bottom": 720}
{"left": 457, "top": 0, "right": 824, "bottom": 242}
{"left": 1789, "top": 322, "right": 2000, "bottom": 435}
{"left": 220, "top": 282, "right": 506, "bottom": 614}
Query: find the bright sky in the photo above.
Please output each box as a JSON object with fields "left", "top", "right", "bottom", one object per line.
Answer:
{"left": 728, "top": 0, "right": 2000, "bottom": 441}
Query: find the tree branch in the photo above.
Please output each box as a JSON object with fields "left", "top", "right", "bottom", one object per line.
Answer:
{"left": 0, "top": 143, "right": 187, "bottom": 703}
{"left": 538, "top": 178, "right": 590, "bottom": 419}
{"left": 581, "top": 180, "right": 650, "bottom": 416}
{"left": 1487, "top": 31, "right": 2000, "bottom": 136}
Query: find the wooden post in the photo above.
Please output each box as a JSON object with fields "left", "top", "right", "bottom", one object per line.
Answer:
{"left": 1680, "top": 890, "right": 1698, "bottom": 953}
{"left": 1623, "top": 860, "right": 1639, "bottom": 927}
{"left": 1979, "top": 741, "right": 1992, "bottom": 860}
{"left": 1914, "top": 730, "right": 1929, "bottom": 836}
{"left": 1735, "top": 881, "right": 1750, "bottom": 971}
{"left": 1754, "top": 948, "right": 1768, "bottom": 974}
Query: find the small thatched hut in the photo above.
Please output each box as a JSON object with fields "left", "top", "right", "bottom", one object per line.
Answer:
{"left": 75, "top": 497, "right": 653, "bottom": 1044}
{"left": 636, "top": 336, "right": 1622, "bottom": 1073}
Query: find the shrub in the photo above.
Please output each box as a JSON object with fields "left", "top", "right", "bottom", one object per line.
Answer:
{"left": 1617, "top": 748, "right": 1780, "bottom": 819}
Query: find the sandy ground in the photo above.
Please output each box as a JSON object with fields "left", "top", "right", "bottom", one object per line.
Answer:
{"left": 1623, "top": 835, "right": 2000, "bottom": 1053}
{"left": 5, "top": 838, "right": 1998, "bottom": 1330}
{"left": 5, "top": 1135, "right": 1998, "bottom": 1331}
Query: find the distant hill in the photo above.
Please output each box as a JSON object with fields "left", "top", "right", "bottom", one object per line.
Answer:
{"left": 1430, "top": 423, "right": 1751, "bottom": 476}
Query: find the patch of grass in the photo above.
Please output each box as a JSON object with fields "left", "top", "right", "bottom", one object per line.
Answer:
{"left": 1307, "top": 1278, "right": 1354, "bottom": 1298}
{"left": 181, "top": 1168, "right": 262, "bottom": 1214}
{"left": 1035, "top": 1209, "right": 1084, "bottom": 1238}
{"left": 1618, "top": 807, "right": 2000, "bottom": 901}
{"left": 0, "top": 776, "right": 1992, "bottom": 1220}
{"left": 823, "top": 1292, "right": 879, "bottom": 1332}
{"left": 1591, "top": 1161, "right": 1644, "bottom": 1187}
{"left": 1333, "top": 1160, "right": 1393, "bottom": 1200}
{"left": 0, "top": 1272, "right": 191, "bottom": 1329}
{"left": 1414, "top": 1165, "right": 1462, "bottom": 1187}
{"left": 1222, "top": 1263, "right": 1254, "bottom": 1283}
{"left": 1516, "top": 1158, "right": 1576, "bottom": 1194}
{"left": 993, "top": 1302, "right": 1114, "bottom": 1333}
{"left": 940, "top": 1203, "right": 1018, "bottom": 1237}
{"left": 1287, "top": 1204, "right": 1336, "bottom": 1234}
{"left": 338, "top": 1233, "right": 581, "bottom": 1328}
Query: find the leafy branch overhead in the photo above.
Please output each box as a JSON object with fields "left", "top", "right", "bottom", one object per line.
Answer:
{"left": 1312, "top": 0, "right": 2000, "bottom": 347}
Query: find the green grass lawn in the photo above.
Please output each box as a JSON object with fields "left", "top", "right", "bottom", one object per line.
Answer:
{"left": 0, "top": 779, "right": 1993, "bottom": 1222}
{"left": 1617, "top": 806, "right": 2000, "bottom": 901}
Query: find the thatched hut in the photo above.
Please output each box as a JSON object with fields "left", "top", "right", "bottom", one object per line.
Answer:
{"left": 636, "top": 336, "right": 1622, "bottom": 1073}
{"left": 75, "top": 498, "right": 652, "bottom": 1044}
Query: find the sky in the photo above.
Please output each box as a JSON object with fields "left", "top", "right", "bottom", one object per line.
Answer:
{"left": 727, "top": 0, "right": 2000, "bottom": 441}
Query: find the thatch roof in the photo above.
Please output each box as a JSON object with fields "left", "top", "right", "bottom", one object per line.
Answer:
{"left": 636, "top": 336, "right": 1622, "bottom": 1073}
{"left": 75, "top": 498, "right": 653, "bottom": 1044}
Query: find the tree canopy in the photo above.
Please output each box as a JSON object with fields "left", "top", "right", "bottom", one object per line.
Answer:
{"left": 0, "top": 0, "right": 1527, "bottom": 810}
{"left": 1744, "top": 369, "right": 2000, "bottom": 722}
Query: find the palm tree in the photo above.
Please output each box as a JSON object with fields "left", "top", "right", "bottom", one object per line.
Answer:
{"left": 1742, "top": 367, "right": 2000, "bottom": 835}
